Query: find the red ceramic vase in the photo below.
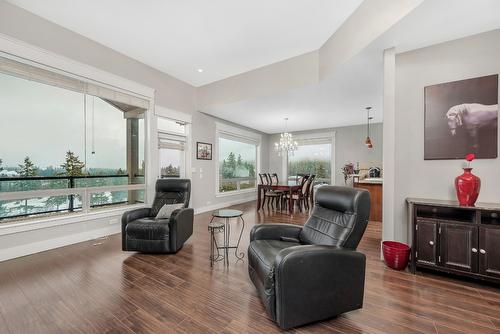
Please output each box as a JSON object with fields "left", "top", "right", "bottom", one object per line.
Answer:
{"left": 455, "top": 168, "right": 481, "bottom": 206}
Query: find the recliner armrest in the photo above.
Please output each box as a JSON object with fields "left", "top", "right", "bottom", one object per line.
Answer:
{"left": 121, "top": 207, "right": 151, "bottom": 250}
{"left": 273, "top": 245, "right": 366, "bottom": 330}
{"left": 250, "top": 224, "right": 303, "bottom": 242}
{"left": 169, "top": 208, "right": 194, "bottom": 252}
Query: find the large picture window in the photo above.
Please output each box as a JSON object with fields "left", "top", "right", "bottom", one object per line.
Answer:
{"left": 217, "top": 128, "right": 259, "bottom": 194}
{"left": 0, "top": 56, "right": 148, "bottom": 223}
{"left": 287, "top": 137, "right": 333, "bottom": 184}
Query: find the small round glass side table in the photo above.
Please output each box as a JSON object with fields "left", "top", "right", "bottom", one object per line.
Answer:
{"left": 209, "top": 209, "right": 245, "bottom": 267}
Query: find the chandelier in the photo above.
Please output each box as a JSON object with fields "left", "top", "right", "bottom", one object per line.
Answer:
{"left": 274, "top": 118, "right": 298, "bottom": 156}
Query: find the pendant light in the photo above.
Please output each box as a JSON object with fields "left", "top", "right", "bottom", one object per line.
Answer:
{"left": 365, "top": 107, "right": 373, "bottom": 149}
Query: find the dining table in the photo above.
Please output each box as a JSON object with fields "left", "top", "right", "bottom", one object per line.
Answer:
{"left": 257, "top": 181, "right": 301, "bottom": 214}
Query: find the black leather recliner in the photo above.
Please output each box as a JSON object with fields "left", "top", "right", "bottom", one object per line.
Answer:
{"left": 248, "top": 185, "right": 370, "bottom": 330}
{"left": 122, "top": 179, "right": 193, "bottom": 253}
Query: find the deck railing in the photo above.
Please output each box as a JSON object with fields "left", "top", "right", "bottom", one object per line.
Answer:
{"left": 0, "top": 174, "right": 145, "bottom": 221}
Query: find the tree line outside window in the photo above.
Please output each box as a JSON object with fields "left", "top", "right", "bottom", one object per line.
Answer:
{"left": 0, "top": 152, "right": 145, "bottom": 220}
{"left": 219, "top": 151, "right": 257, "bottom": 192}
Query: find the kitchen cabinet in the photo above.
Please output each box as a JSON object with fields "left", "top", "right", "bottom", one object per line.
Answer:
{"left": 407, "top": 199, "right": 500, "bottom": 284}
{"left": 353, "top": 181, "right": 382, "bottom": 222}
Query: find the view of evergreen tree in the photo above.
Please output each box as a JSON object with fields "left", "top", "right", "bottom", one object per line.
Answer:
{"left": 44, "top": 195, "right": 68, "bottom": 211}
{"left": 288, "top": 159, "right": 330, "bottom": 181}
{"left": 59, "top": 151, "right": 85, "bottom": 176}
{"left": 219, "top": 151, "right": 256, "bottom": 192}
{"left": 0, "top": 158, "right": 3, "bottom": 171}
{"left": 16, "top": 156, "right": 39, "bottom": 214}
{"left": 315, "top": 162, "right": 327, "bottom": 179}
{"left": 18, "top": 156, "right": 38, "bottom": 176}
{"left": 161, "top": 164, "right": 180, "bottom": 177}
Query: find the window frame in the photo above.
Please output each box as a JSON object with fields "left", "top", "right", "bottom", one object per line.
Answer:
{"left": 157, "top": 117, "right": 190, "bottom": 179}
{"left": 0, "top": 43, "right": 154, "bottom": 230}
{"left": 215, "top": 122, "right": 261, "bottom": 197}
{"left": 283, "top": 131, "right": 336, "bottom": 185}
{"left": 155, "top": 105, "right": 193, "bottom": 183}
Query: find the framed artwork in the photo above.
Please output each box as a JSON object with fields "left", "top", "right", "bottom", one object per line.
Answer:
{"left": 424, "top": 74, "right": 498, "bottom": 159}
{"left": 196, "top": 142, "right": 212, "bottom": 160}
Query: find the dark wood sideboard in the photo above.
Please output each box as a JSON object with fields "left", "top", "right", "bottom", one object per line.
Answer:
{"left": 407, "top": 198, "right": 500, "bottom": 284}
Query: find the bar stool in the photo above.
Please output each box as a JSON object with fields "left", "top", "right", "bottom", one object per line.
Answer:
{"left": 208, "top": 221, "right": 225, "bottom": 267}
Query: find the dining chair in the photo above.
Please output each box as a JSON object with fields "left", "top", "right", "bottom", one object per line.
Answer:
{"left": 259, "top": 173, "right": 279, "bottom": 210}
{"left": 264, "top": 173, "right": 283, "bottom": 210}
{"left": 303, "top": 174, "right": 316, "bottom": 210}
{"left": 283, "top": 174, "right": 310, "bottom": 212}
{"left": 259, "top": 173, "right": 269, "bottom": 185}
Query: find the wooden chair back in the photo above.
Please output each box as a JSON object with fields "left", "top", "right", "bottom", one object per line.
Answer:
{"left": 259, "top": 173, "right": 270, "bottom": 185}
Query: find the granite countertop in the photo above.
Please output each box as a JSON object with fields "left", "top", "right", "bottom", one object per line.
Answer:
{"left": 356, "top": 178, "right": 383, "bottom": 185}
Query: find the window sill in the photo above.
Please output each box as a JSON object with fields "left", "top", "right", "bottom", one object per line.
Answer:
{"left": 215, "top": 188, "right": 257, "bottom": 198}
{"left": 0, "top": 203, "right": 146, "bottom": 236}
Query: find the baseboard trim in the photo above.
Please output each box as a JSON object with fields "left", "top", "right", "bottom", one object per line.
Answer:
{"left": 1, "top": 197, "right": 256, "bottom": 262}
{"left": 194, "top": 196, "right": 256, "bottom": 215}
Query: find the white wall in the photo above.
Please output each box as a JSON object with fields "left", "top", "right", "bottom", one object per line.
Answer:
{"left": 190, "top": 112, "right": 269, "bottom": 211}
{"left": 390, "top": 28, "right": 500, "bottom": 243}
{"left": 268, "top": 124, "right": 383, "bottom": 185}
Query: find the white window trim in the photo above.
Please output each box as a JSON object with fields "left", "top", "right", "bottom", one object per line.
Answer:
{"left": 0, "top": 33, "right": 155, "bottom": 233}
{"left": 215, "top": 122, "right": 261, "bottom": 197}
{"left": 284, "top": 131, "right": 336, "bottom": 185}
{"left": 155, "top": 106, "right": 192, "bottom": 184}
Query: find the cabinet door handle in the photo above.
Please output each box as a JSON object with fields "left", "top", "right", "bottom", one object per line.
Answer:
{"left": 480, "top": 249, "right": 486, "bottom": 254}
{"left": 472, "top": 248, "right": 478, "bottom": 253}
{"left": 429, "top": 241, "right": 434, "bottom": 246}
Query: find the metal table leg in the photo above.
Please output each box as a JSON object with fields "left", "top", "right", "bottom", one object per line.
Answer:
{"left": 234, "top": 216, "right": 245, "bottom": 260}
{"left": 225, "top": 218, "right": 230, "bottom": 266}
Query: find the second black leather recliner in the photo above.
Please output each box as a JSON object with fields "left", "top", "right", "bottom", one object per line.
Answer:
{"left": 122, "top": 179, "right": 193, "bottom": 253}
{"left": 248, "top": 185, "right": 370, "bottom": 330}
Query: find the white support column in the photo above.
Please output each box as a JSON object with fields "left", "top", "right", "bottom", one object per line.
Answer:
{"left": 382, "top": 47, "right": 396, "bottom": 244}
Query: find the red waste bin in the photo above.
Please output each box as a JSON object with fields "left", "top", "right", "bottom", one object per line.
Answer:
{"left": 382, "top": 241, "right": 410, "bottom": 270}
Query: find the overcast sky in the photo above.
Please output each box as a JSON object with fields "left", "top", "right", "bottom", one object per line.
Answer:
{"left": 219, "top": 137, "right": 256, "bottom": 163}
{"left": 289, "top": 143, "right": 331, "bottom": 161}
{"left": 0, "top": 73, "right": 138, "bottom": 170}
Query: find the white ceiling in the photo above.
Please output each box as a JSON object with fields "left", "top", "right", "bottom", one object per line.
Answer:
{"left": 6, "top": 0, "right": 362, "bottom": 86}
{"left": 204, "top": 0, "right": 500, "bottom": 133}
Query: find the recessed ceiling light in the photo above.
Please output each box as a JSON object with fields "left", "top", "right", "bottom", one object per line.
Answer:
{"left": 197, "top": 68, "right": 204, "bottom": 73}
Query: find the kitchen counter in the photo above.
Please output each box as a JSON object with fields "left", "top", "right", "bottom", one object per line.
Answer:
{"left": 356, "top": 177, "right": 383, "bottom": 184}
{"left": 353, "top": 180, "right": 382, "bottom": 222}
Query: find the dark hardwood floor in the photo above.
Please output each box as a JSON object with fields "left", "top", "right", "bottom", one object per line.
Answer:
{"left": 1, "top": 201, "right": 499, "bottom": 333}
